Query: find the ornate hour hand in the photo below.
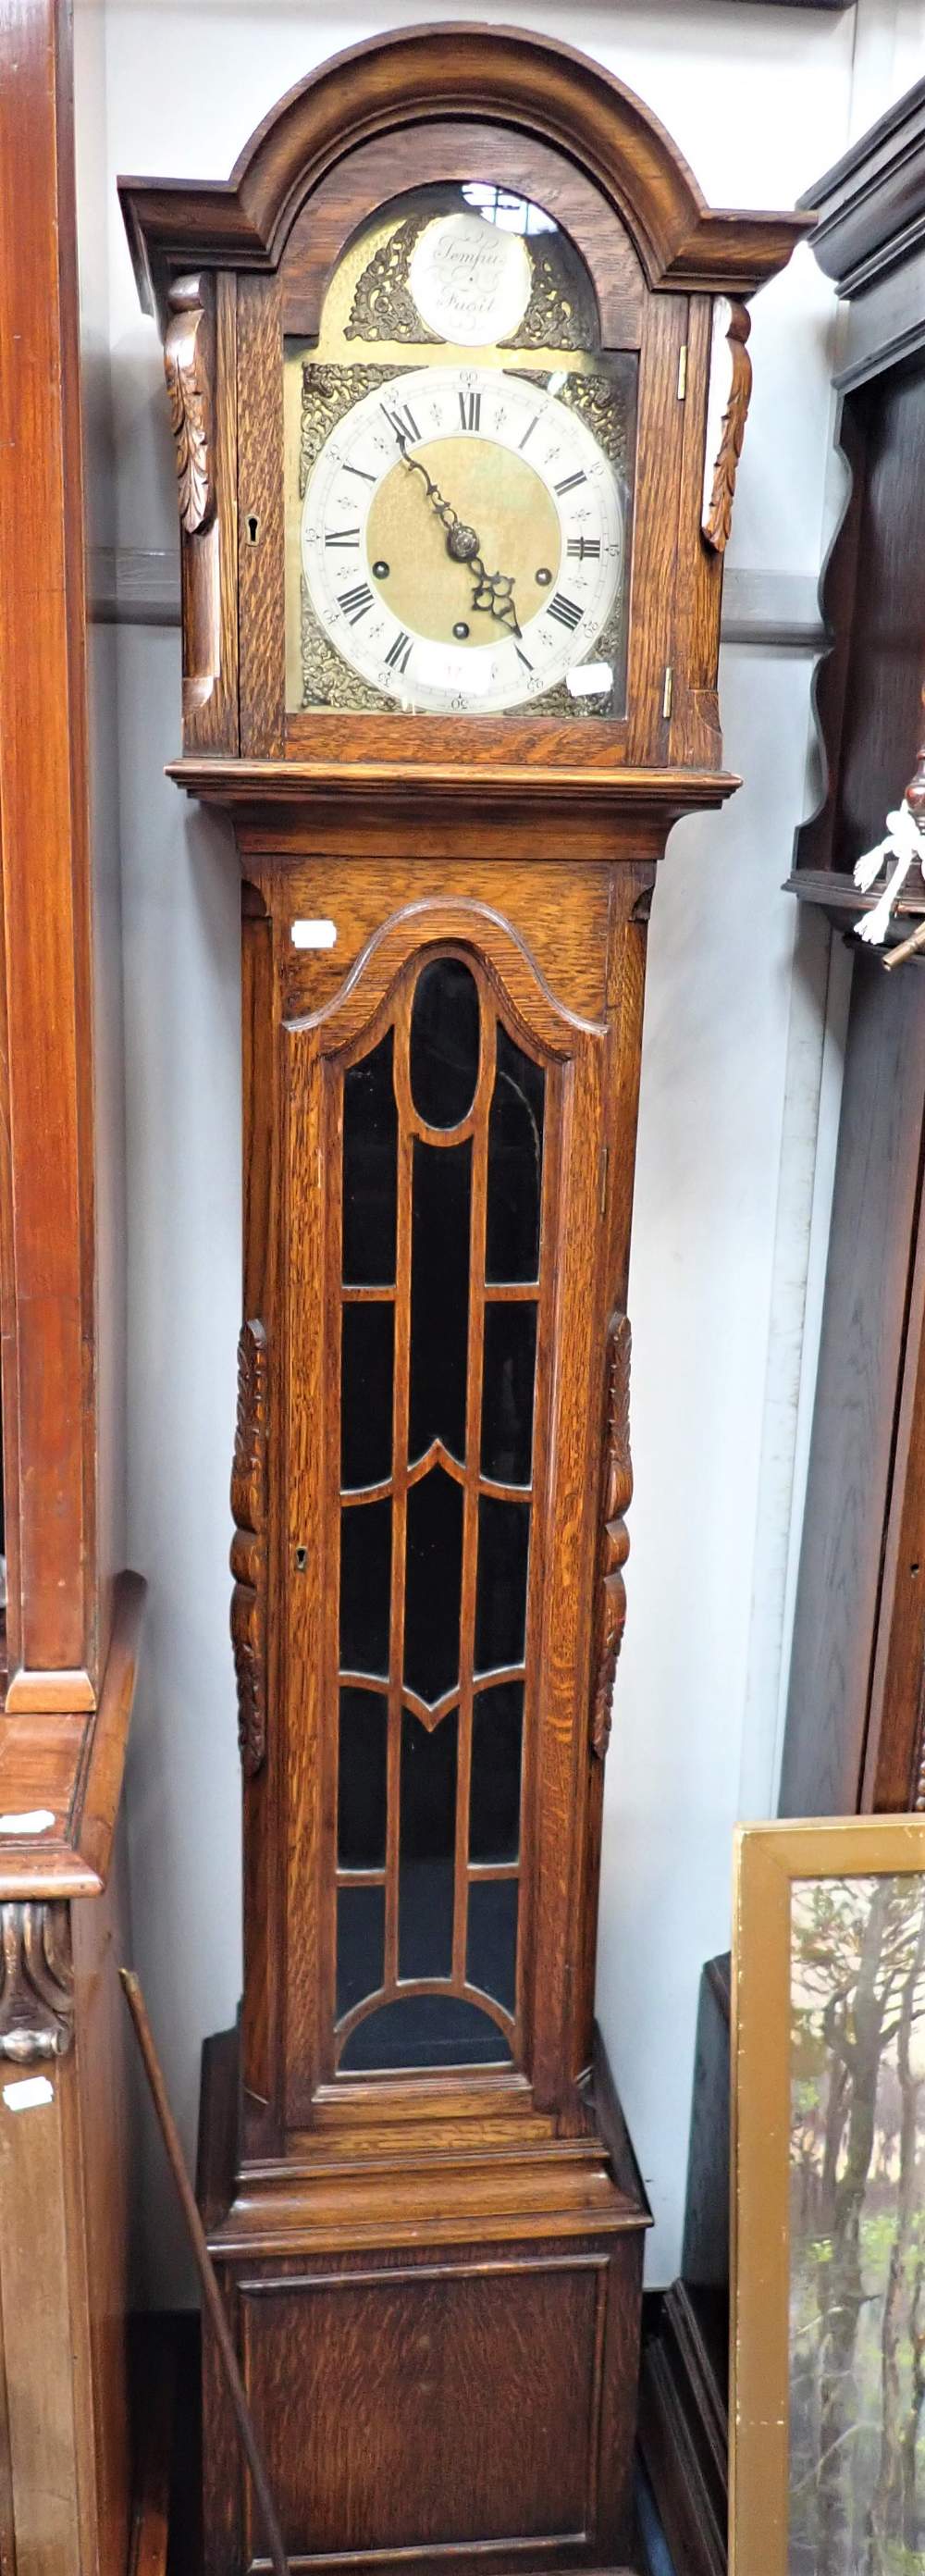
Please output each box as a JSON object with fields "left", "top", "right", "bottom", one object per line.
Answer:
{"left": 398, "top": 442, "right": 522, "bottom": 638}
{"left": 470, "top": 564, "right": 520, "bottom": 631}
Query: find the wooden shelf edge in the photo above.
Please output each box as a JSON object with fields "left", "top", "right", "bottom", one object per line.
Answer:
{"left": 788, "top": 866, "right": 925, "bottom": 913}
{"left": 5, "top": 1666, "right": 96, "bottom": 1715}
{"left": 0, "top": 1569, "right": 146, "bottom": 1901}
{"left": 787, "top": 868, "right": 925, "bottom": 947}
{"left": 75, "top": 1569, "right": 147, "bottom": 1884}
{"left": 166, "top": 756, "right": 741, "bottom": 818}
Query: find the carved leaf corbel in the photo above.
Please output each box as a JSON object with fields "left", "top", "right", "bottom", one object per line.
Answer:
{"left": 230, "top": 1320, "right": 268, "bottom": 1778}
{"left": 165, "top": 274, "right": 215, "bottom": 536}
{"left": 702, "top": 299, "right": 752, "bottom": 555}
{"left": 0, "top": 1901, "right": 74, "bottom": 2063}
{"left": 590, "top": 1312, "right": 633, "bottom": 1761}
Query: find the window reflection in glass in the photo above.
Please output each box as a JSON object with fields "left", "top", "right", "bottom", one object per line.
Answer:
{"left": 399, "top": 1710, "right": 458, "bottom": 1980}
{"left": 486, "top": 1025, "right": 545, "bottom": 1284}
{"left": 470, "top": 1680, "right": 524, "bottom": 1864}
{"left": 408, "top": 1139, "right": 471, "bottom": 1465}
{"left": 335, "top": 969, "right": 550, "bottom": 2074}
{"left": 404, "top": 1468, "right": 463, "bottom": 1707}
{"left": 342, "top": 1030, "right": 398, "bottom": 1287}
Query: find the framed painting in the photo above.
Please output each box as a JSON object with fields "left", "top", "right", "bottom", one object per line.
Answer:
{"left": 733, "top": 1816, "right": 925, "bottom": 2576}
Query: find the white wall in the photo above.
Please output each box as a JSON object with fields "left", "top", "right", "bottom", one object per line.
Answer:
{"left": 88, "top": 0, "right": 905, "bottom": 2297}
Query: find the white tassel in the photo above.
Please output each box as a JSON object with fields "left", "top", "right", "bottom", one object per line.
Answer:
{"left": 857, "top": 861, "right": 914, "bottom": 945}
{"left": 853, "top": 800, "right": 925, "bottom": 945}
{"left": 854, "top": 834, "right": 894, "bottom": 895}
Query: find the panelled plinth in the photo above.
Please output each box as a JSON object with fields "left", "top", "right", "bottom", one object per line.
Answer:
{"left": 199, "top": 2021, "right": 648, "bottom": 2576}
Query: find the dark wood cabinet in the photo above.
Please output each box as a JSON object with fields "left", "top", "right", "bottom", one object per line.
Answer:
{"left": 0, "top": 2, "right": 143, "bottom": 2566}
{"left": 782, "top": 78, "right": 925, "bottom": 1820}
{"left": 643, "top": 81, "right": 925, "bottom": 2576}
{"left": 640, "top": 1958, "right": 731, "bottom": 2576}
{"left": 121, "top": 30, "right": 803, "bottom": 2571}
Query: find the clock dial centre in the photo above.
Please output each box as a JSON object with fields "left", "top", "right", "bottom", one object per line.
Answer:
{"left": 445, "top": 522, "right": 480, "bottom": 564}
{"left": 366, "top": 435, "right": 559, "bottom": 648}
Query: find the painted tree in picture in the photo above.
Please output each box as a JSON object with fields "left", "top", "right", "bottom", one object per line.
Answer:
{"left": 789, "top": 1873, "right": 925, "bottom": 2575}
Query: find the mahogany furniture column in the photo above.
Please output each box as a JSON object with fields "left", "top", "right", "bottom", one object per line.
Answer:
{"left": 645, "top": 83, "right": 925, "bottom": 2576}
{"left": 0, "top": 3, "right": 146, "bottom": 2569}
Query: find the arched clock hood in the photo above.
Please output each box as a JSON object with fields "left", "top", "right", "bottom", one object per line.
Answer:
{"left": 120, "top": 21, "right": 808, "bottom": 323}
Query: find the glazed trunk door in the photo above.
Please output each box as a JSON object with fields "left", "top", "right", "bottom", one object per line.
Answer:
{"left": 282, "top": 899, "right": 609, "bottom": 2125}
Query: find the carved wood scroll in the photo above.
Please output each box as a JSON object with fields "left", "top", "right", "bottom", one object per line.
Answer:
{"left": 591, "top": 1312, "right": 633, "bottom": 1761}
{"left": 230, "top": 1319, "right": 268, "bottom": 1778}
{"left": 0, "top": 1901, "right": 74, "bottom": 2062}
{"left": 165, "top": 274, "right": 215, "bottom": 534}
{"left": 702, "top": 299, "right": 752, "bottom": 554}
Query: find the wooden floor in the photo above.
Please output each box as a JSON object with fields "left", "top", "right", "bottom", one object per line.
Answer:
{"left": 130, "top": 2315, "right": 677, "bottom": 2576}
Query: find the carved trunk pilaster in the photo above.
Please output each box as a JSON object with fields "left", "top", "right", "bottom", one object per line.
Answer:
{"left": 591, "top": 1311, "right": 633, "bottom": 1760}
{"left": 0, "top": 1901, "right": 74, "bottom": 2062}
{"left": 165, "top": 271, "right": 222, "bottom": 730}
{"left": 230, "top": 1319, "right": 268, "bottom": 1777}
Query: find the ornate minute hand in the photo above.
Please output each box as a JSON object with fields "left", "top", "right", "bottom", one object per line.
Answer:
{"left": 398, "top": 442, "right": 521, "bottom": 638}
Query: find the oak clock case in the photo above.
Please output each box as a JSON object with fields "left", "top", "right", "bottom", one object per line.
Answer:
{"left": 119, "top": 29, "right": 806, "bottom": 2576}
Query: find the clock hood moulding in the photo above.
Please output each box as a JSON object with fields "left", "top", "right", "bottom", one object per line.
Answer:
{"left": 118, "top": 26, "right": 810, "bottom": 779}
{"left": 118, "top": 20, "right": 812, "bottom": 328}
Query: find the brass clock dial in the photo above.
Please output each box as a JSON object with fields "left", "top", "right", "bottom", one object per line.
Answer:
{"left": 301, "top": 363, "right": 624, "bottom": 715}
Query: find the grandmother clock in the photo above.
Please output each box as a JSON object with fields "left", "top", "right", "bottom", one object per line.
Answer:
{"left": 121, "top": 30, "right": 805, "bottom": 2573}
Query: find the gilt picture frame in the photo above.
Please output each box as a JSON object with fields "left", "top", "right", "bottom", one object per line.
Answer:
{"left": 733, "top": 1815, "right": 925, "bottom": 2576}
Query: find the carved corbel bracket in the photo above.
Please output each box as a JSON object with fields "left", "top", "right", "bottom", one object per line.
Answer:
{"left": 165, "top": 274, "right": 216, "bottom": 535}
{"left": 702, "top": 299, "right": 752, "bottom": 554}
{"left": 0, "top": 1901, "right": 74, "bottom": 2063}
{"left": 590, "top": 1311, "right": 633, "bottom": 1761}
{"left": 230, "top": 1320, "right": 268, "bottom": 1778}
{"left": 165, "top": 273, "right": 222, "bottom": 730}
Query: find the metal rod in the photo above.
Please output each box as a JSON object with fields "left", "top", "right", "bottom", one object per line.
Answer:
{"left": 883, "top": 914, "right": 925, "bottom": 972}
{"left": 119, "top": 1967, "right": 290, "bottom": 2576}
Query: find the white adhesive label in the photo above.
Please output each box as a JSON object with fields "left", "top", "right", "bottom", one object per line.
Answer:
{"left": 0, "top": 1808, "right": 56, "bottom": 1835}
{"left": 415, "top": 645, "right": 494, "bottom": 700}
{"left": 566, "top": 662, "right": 612, "bottom": 700}
{"left": 3, "top": 2075, "right": 54, "bottom": 2112}
{"left": 290, "top": 920, "right": 338, "bottom": 950}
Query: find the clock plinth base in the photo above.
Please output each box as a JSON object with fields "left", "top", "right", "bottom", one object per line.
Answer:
{"left": 197, "top": 2025, "right": 648, "bottom": 2576}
